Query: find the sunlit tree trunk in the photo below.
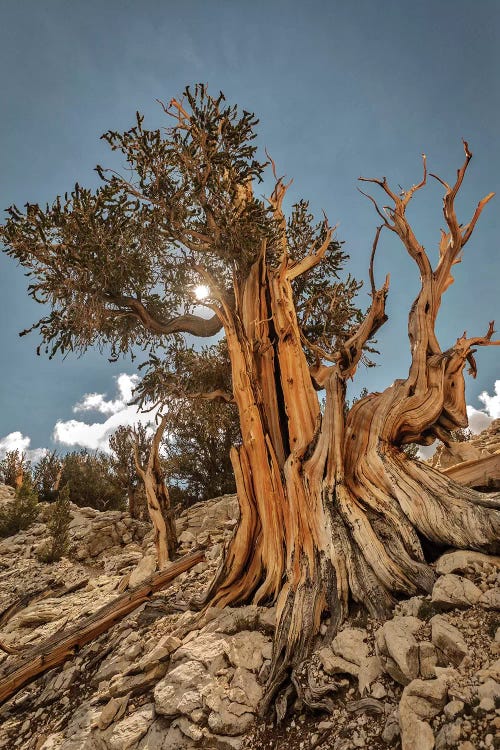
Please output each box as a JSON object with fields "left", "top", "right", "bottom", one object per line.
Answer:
{"left": 206, "top": 144, "right": 500, "bottom": 708}
{"left": 132, "top": 415, "right": 177, "bottom": 567}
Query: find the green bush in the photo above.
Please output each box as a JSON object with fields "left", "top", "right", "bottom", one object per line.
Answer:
{"left": 0, "top": 449, "right": 31, "bottom": 488}
{"left": 37, "top": 484, "right": 72, "bottom": 563}
{"left": 0, "top": 478, "right": 39, "bottom": 538}
{"left": 60, "top": 451, "right": 125, "bottom": 511}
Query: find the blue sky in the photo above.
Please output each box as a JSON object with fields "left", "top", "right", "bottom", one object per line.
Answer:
{"left": 0, "top": 0, "right": 498, "bottom": 457}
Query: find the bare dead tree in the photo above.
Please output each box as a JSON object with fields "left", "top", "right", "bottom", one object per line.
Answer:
{"left": 131, "top": 415, "right": 177, "bottom": 567}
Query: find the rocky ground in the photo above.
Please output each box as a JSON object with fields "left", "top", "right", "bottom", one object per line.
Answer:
{"left": 0, "top": 449, "right": 499, "bottom": 749}
{"left": 429, "top": 418, "right": 500, "bottom": 471}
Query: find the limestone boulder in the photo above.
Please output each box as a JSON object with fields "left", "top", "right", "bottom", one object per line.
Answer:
{"left": 102, "top": 703, "right": 155, "bottom": 750}
{"left": 399, "top": 677, "right": 449, "bottom": 750}
{"left": 430, "top": 615, "right": 469, "bottom": 667}
{"left": 478, "top": 587, "right": 500, "bottom": 610}
{"left": 376, "top": 616, "right": 422, "bottom": 684}
{"left": 225, "top": 631, "right": 270, "bottom": 672}
{"left": 154, "top": 661, "right": 210, "bottom": 716}
{"left": 331, "top": 627, "right": 369, "bottom": 666}
{"left": 435, "top": 549, "right": 500, "bottom": 576}
{"left": 431, "top": 574, "right": 482, "bottom": 609}
{"left": 128, "top": 555, "right": 157, "bottom": 588}
{"left": 173, "top": 633, "right": 229, "bottom": 674}
{"left": 96, "top": 695, "right": 129, "bottom": 730}
{"left": 318, "top": 649, "right": 360, "bottom": 677}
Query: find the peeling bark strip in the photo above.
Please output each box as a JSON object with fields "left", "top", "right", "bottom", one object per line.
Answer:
{"left": 202, "top": 143, "right": 500, "bottom": 710}
{"left": 0, "top": 549, "right": 203, "bottom": 706}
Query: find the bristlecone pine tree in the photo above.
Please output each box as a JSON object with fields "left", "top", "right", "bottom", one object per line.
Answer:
{"left": 2, "top": 85, "right": 499, "bottom": 708}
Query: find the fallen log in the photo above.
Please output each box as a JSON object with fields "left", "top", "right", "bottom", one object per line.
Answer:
{"left": 442, "top": 451, "right": 500, "bottom": 490}
{"left": 0, "top": 548, "right": 204, "bottom": 705}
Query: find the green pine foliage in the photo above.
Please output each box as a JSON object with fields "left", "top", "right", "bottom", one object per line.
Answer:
{"left": 0, "top": 477, "right": 39, "bottom": 538}
{"left": 60, "top": 451, "right": 125, "bottom": 511}
{"left": 0, "top": 449, "right": 30, "bottom": 489}
{"left": 37, "top": 484, "right": 72, "bottom": 563}
{"left": 1, "top": 85, "right": 364, "bottom": 399}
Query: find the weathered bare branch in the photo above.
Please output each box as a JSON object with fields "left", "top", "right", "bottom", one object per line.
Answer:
{"left": 104, "top": 294, "right": 223, "bottom": 337}
{"left": 401, "top": 153, "right": 427, "bottom": 207}
{"left": 461, "top": 192, "right": 495, "bottom": 246}
{"left": 357, "top": 187, "right": 392, "bottom": 228}
{"left": 338, "top": 275, "right": 390, "bottom": 377}
{"left": 368, "top": 225, "right": 383, "bottom": 296}
{"left": 287, "top": 225, "right": 334, "bottom": 281}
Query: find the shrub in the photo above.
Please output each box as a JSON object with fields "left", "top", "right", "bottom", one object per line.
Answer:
{"left": 0, "top": 477, "right": 39, "bottom": 538}
{"left": 37, "top": 484, "right": 72, "bottom": 563}
{"left": 60, "top": 450, "right": 125, "bottom": 511}
{"left": 33, "top": 451, "right": 63, "bottom": 503}
{"left": 0, "top": 449, "right": 31, "bottom": 489}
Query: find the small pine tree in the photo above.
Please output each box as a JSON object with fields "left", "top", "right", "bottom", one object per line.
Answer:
{"left": 33, "top": 451, "right": 63, "bottom": 502}
{"left": 37, "top": 484, "right": 72, "bottom": 563}
{"left": 451, "top": 427, "right": 472, "bottom": 443}
{"left": 0, "top": 449, "right": 30, "bottom": 489}
{"left": 0, "top": 476, "right": 39, "bottom": 538}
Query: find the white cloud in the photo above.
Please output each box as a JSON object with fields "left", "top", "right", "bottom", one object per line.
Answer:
{"left": 417, "top": 443, "right": 436, "bottom": 460}
{"left": 416, "top": 378, "right": 499, "bottom": 459}
{"left": 0, "top": 431, "right": 47, "bottom": 463}
{"left": 465, "top": 379, "right": 500, "bottom": 434}
{"left": 478, "top": 379, "right": 500, "bottom": 419}
{"left": 73, "top": 374, "right": 140, "bottom": 415}
{"left": 54, "top": 373, "right": 158, "bottom": 453}
{"left": 466, "top": 405, "right": 494, "bottom": 434}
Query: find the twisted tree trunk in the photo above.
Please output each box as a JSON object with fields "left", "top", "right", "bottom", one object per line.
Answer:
{"left": 206, "top": 144, "right": 500, "bottom": 708}
{"left": 132, "top": 415, "right": 178, "bottom": 567}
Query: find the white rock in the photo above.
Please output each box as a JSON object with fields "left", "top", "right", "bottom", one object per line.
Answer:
{"left": 226, "top": 631, "right": 269, "bottom": 672}
{"left": 129, "top": 555, "right": 157, "bottom": 588}
{"left": 358, "top": 655, "right": 383, "bottom": 695}
{"left": 104, "top": 703, "right": 155, "bottom": 750}
{"left": 207, "top": 705, "right": 254, "bottom": 736}
{"left": 478, "top": 587, "right": 500, "bottom": 610}
{"left": 431, "top": 574, "right": 482, "bottom": 609}
{"left": 418, "top": 641, "right": 438, "bottom": 680}
{"left": 138, "top": 635, "right": 182, "bottom": 671}
{"left": 230, "top": 667, "right": 263, "bottom": 709}
{"left": 139, "top": 719, "right": 195, "bottom": 749}
{"left": 400, "top": 677, "right": 448, "bottom": 720}
{"left": 154, "top": 661, "right": 209, "bottom": 716}
{"left": 173, "top": 633, "right": 228, "bottom": 673}
{"left": 435, "top": 550, "right": 500, "bottom": 576}
{"left": 430, "top": 615, "right": 469, "bottom": 667}
{"left": 399, "top": 678, "right": 448, "bottom": 750}
{"left": 443, "top": 699, "right": 464, "bottom": 719}
{"left": 318, "top": 648, "right": 359, "bottom": 677}
{"left": 370, "top": 681, "right": 387, "bottom": 699}
{"left": 178, "top": 531, "right": 196, "bottom": 544}
{"left": 331, "top": 628, "right": 368, "bottom": 666}
{"left": 477, "top": 678, "right": 500, "bottom": 702}
{"left": 376, "top": 617, "right": 422, "bottom": 684}
{"left": 97, "top": 695, "right": 129, "bottom": 730}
